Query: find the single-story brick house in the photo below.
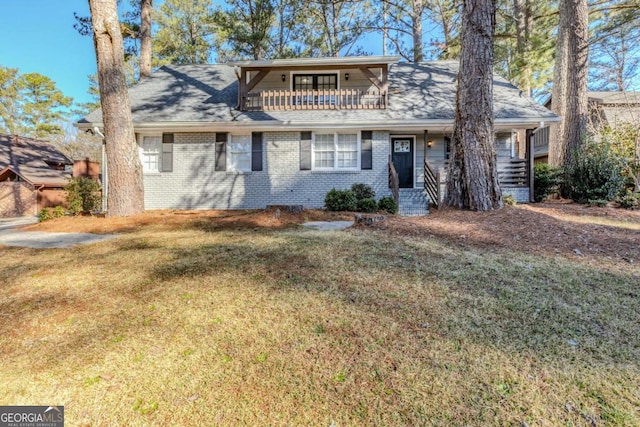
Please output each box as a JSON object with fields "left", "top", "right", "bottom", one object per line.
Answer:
{"left": 0, "top": 134, "right": 73, "bottom": 217}
{"left": 78, "top": 56, "right": 559, "bottom": 215}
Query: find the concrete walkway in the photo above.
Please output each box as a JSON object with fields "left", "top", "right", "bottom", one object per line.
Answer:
{"left": 301, "top": 221, "right": 353, "bottom": 231}
{"left": 0, "top": 216, "right": 38, "bottom": 230}
{"left": 0, "top": 216, "right": 118, "bottom": 249}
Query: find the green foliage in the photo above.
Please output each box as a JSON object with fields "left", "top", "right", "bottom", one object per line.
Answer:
{"left": 65, "top": 177, "right": 102, "bottom": 215}
{"left": 616, "top": 190, "right": 640, "bottom": 210}
{"left": 503, "top": 195, "right": 517, "bottom": 206}
{"left": 378, "top": 196, "right": 398, "bottom": 214}
{"left": 351, "top": 183, "right": 375, "bottom": 200}
{"left": 0, "top": 67, "right": 72, "bottom": 138}
{"left": 533, "top": 163, "right": 562, "bottom": 202}
{"left": 356, "top": 197, "right": 378, "bottom": 213}
{"left": 324, "top": 188, "right": 357, "bottom": 211}
{"left": 213, "top": 0, "right": 275, "bottom": 60}
{"left": 566, "top": 140, "right": 627, "bottom": 203}
{"left": 598, "top": 123, "right": 640, "bottom": 189}
{"left": 38, "top": 206, "right": 66, "bottom": 222}
{"left": 153, "top": 0, "right": 217, "bottom": 65}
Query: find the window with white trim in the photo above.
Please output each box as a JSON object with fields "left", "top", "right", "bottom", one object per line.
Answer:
{"left": 228, "top": 134, "right": 252, "bottom": 172}
{"left": 312, "top": 132, "right": 359, "bottom": 170}
{"left": 140, "top": 135, "right": 161, "bottom": 173}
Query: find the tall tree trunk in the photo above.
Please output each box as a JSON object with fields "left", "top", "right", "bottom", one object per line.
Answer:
{"left": 445, "top": 0, "right": 503, "bottom": 211}
{"left": 513, "top": 0, "right": 532, "bottom": 96}
{"left": 89, "top": 0, "right": 145, "bottom": 217}
{"left": 412, "top": 0, "right": 423, "bottom": 62}
{"left": 139, "top": 0, "right": 152, "bottom": 79}
{"left": 549, "top": 9, "right": 568, "bottom": 167}
{"left": 549, "top": 0, "right": 589, "bottom": 177}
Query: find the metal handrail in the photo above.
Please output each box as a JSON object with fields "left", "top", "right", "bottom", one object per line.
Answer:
{"left": 424, "top": 160, "right": 440, "bottom": 208}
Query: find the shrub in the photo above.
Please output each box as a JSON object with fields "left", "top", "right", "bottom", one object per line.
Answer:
{"left": 324, "top": 188, "right": 357, "bottom": 211}
{"left": 587, "top": 199, "right": 609, "bottom": 207}
{"left": 617, "top": 190, "right": 640, "bottom": 209}
{"left": 503, "top": 195, "right": 517, "bottom": 206}
{"left": 65, "top": 177, "right": 102, "bottom": 215}
{"left": 566, "top": 140, "right": 627, "bottom": 203}
{"left": 357, "top": 197, "right": 378, "bottom": 213}
{"left": 378, "top": 196, "right": 398, "bottom": 214}
{"left": 38, "top": 206, "right": 66, "bottom": 222}
{"left": 533, "top": 163, "right": 561, "bottom": 202}
{"left": 350, "top": 183, "right": 375, "bottom": 200}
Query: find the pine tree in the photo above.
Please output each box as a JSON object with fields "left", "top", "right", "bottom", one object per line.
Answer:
{"left": 153, "top": 0, "right": 217, "bottom": 65}
{"left": 445, "top": 0, "right": 503, "bottom": 210}
{"left": 89, "top": 0, "right": 145, "bottom": 217}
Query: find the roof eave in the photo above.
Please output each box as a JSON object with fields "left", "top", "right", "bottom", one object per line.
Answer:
{"left": 77, "top": 116, "right": 559, "bottom": 134}
{"left": 226, "top": 55, "right": 402, "bottom": 69}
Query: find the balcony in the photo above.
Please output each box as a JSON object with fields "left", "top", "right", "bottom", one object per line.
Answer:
{"left": 243, "top": 89, "right": 387, "bottom": 111}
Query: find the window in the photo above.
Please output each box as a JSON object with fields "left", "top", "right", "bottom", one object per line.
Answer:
{"left": 337, "top": 134, "right": 358, "bottom": 168}
{"left": 444, "top": 136, "right": 451, "bottom": 161}
{"left": 293, "top": 74, "right": 337, "bottom": 91}
{"left": 140, "top": 135, "right": 161, "bottom": 173}
{"left": 228, "top": 134, "right": 252, "bottom": 172}
{"left": 312, "top": 132, "right": 359, "bottom": 170}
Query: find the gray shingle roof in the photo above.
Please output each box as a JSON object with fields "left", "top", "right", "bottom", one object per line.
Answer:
{"left": 0, "top": 134, "right": 72, "bottom": 186}
{"left": 80, "top": 61, "right": 558, "bottom": 127}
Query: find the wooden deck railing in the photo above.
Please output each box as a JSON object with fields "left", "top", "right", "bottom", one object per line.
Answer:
{"left": 244, "top": 89, "right": 387, "bottom": 111}
{"left": 498, "top": 159, "right": 528, "bottom": 187}
{"left": 424, "top": 160, "right": 440, "bottom": 208}
{"left": 388, "top": 156, "right": 399, "bottom": 205}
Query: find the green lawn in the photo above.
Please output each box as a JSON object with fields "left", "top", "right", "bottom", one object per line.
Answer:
{"left": 1, "top": 210, "right": 638, "bottom": 426}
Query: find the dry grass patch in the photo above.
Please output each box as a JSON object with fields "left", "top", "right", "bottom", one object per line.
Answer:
{"left": 1, "top": 204, "right": 639, "bottom": 425}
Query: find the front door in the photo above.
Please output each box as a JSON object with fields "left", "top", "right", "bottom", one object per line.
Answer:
{"left": 391, "top": 137, "right": 414, "bottom": 188}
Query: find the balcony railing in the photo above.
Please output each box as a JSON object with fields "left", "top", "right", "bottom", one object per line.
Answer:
{"left": 244, "top": 89, "right": 387, "bottom": 111}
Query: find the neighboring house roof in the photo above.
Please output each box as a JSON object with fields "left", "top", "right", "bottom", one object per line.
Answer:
{"left": 588, "top": 91, "right": 640, "bottom": 128}
{"left": 79, "top": 60, "right": 558, "bottom": 131}
{"left": 0, "top": 134, "right": 72, "bottom": 187}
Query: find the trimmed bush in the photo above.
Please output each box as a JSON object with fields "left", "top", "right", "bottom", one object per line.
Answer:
{"left": 617, "top": 190, "right": 640, "bottom": 209}
{"left": 357, "top": 197, "right": 378, "bottom": 213}
{"left": 566, "top": 141, "right": 627, "bottom": 203}
{"left": 503, "top": 195, "right": 517, "bottom": 206}
{"left": 324, "top": 188, "right": 357, "bottom": 211}
{"left": 351, "top": 183, "right": 375, "bottom": 200}
{"left": 533, "top": 163, "right": 561, "bottom": 202}
{"left": 378, "top": 196, "right": 398, "bottom": 214}
{"left": 65, "top": 177, "right": 102, "bottom": 215}
{"left": 38, "top": 206, "right": 66, "bottom": 222}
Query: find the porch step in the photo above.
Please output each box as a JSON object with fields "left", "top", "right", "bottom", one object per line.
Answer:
{"left": 398, "top": 188, "right": 430, "bottom": 217}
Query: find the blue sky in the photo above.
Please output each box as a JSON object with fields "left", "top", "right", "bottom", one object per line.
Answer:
{"left": 0, "top": 0, "right": 384, "bottom": 111}
{"left": 0, "top": 1, "right": 98, "bottom": 107}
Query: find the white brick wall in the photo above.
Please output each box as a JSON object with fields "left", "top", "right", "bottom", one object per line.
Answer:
{"left": 502, "top": 187, "right": 531, "bottom": 203}
{"left": 144, "top": 131, "right": 392, "bottom": 210}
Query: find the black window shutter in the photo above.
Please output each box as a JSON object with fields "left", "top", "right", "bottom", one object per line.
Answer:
{"left": 361, "top": 131, "right": 373, "bottom": 170}
{"left": 300, "top": 131, "right": 312, "bottom": 170}
{"left": 215, "top": 132, "right": 227, "bottom": 171}
{"left": 161, "top": 133, "right": 174, "bottom": 172}
{"left": 251, "top": 132, "right": 263, "bottom": 171}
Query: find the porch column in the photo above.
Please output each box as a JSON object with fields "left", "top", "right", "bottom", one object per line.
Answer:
{"left": 526, "top": 129, "right": 534, "bottom": 202}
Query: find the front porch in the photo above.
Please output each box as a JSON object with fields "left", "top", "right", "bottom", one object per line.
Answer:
{"left": 387, "top": 131, "right": 535, "bottom": 214}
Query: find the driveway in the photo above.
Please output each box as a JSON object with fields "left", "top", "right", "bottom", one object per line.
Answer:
{"left": 0, "top": 216, "right": 118, "bottom": 249}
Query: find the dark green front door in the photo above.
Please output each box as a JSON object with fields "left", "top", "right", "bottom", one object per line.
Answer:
{"left": 391, "top": 137, "right": 414, "bottom": 188}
